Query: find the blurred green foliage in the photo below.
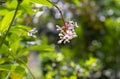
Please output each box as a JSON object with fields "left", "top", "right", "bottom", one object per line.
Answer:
{"left": 0, "top": 0, "right": 120, "bottom": 79}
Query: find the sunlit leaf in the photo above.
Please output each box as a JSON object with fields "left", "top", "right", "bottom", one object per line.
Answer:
{"left": 6, "top": 0, "right": 17, "bottom": 9}
{"left": 28, "top": 45, "right": 55, "bottom": 52}
{"left": 0, "top": 11, "right": 14, "bottom": 32}
{"left": 20, "top": 0, "right": 34, "bottom": 15}
{"left": 73, "top": 0, "right": 80, "bottom": 5}
{"left": 0, "top": 9, "right": 9, "bottom": 16}
{"left": 30, "top": 0, "right": 52, "bottom": 8}
{"left": 0, "top": 10, "right": 22, "bottom": 33}
{"left": 70, "top": 75, "right": 77, "bottom": 79}
{"left": 10, "top": 72, "right": 24, "bottom": 79}
{"left": 0, "top": 44, "right": 9, "bottom": 54}
{"left": 85, "top": 57, "right": 97, "bottom": 66}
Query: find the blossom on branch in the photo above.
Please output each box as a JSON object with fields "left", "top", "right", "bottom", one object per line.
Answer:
{"left": 56, "top": 21, "right": 78, "bottom": 44}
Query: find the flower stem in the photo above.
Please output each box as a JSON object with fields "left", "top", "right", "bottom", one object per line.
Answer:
{"left": 0, "top": 1, "right": 20, "bottom": 48}
{"left": 47, "top": 0, "right": 67, "bottom": 28}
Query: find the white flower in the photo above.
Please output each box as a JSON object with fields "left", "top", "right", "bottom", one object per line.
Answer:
{"left": 28, "top": 28, "right": 38, "bottom": 38}
{"left": 56, "top": 21, "right": 78, "bottom": 44}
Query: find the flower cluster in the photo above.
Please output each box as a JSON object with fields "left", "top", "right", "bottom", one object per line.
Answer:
{"left": 28, "top": 28, "right": 38, "bottom": 38}
{"left": 56, "top": 21, "right": 78, "bottom": 44}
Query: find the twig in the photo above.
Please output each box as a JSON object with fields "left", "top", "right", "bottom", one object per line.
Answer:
{"left": 47, "top": 0, "right": 67, "bottom": 28}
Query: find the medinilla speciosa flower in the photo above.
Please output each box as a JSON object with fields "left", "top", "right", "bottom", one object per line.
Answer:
{"left": 27, "top": 0, "right": 78, "bottom": 44}
{"left": 56, "top": 21, "right": 78, "bottom": 44}
{"left": 46, "top": 0, "right": 79, "bottom": 44}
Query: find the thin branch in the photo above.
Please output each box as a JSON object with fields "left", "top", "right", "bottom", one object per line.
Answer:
{"left": 18, "top": 59, "right": 36, "bottom": 79}
{"left": 47, "top": 0, "right": 67, "bottom": 28}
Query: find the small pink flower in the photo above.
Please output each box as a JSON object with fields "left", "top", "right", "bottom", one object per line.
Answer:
{"left": 56, "top": 21, "right": 78, "bottom": 44}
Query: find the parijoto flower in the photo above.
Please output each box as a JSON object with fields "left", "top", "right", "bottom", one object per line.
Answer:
{"left": 56, "top": 21, "right": 78, "bottom": 44}
{"left": 28, "top": 28, "right": 38, "bottom": 38}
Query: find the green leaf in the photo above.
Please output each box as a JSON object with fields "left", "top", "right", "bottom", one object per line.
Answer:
{"left": 10, "top": 25, "right": 31, "bottom": 37}
{"left": 8, "top": 32, "right": 21, "bottom": 55}
{"left": 16, "top": 46, "right": 29, "bottom": 56}
{"left": 0, "top": 9, "right": 9, "bottom": 16}
{"left": 0, "top": 64, "right": 25, "bottom": 74}
{"left": 17, "top": 56, "right": 28, "bottom": 64}
{"left": 20, "top": 0, "right": 34, "bottom": 15}
{"left": 0, "top": 10, "right": 22, "bottom": 33}
{"left": 14, "top": 65, "right": 25, "bottom": 74}
{"left": 0, "top": 64, "right": 14, "bottom": 72}
{"left": 0, "top": 11, "right": 14, "bottom": 32}
{"left": 10, "top": 72, "right": 24, "bottom": 79}
{"left": 11, "top": 25, "right": 31, "bottom": 32}
{"left": 73, "top": 0, "right": 80, "bottom": 5}
{"left": 6, "top": 0, "right": 17, "bottom": 9}
{"left": 0, "top": 58, "right": 6, "bottom": 64}
{"left": 0, "top": 44, "right": 9, "bottom": 54}
{"left": 30, "top": 0, "right": 52, "bottom": 8}
{"left": 28, "top": 45, "right": 55, "bottom": 52}
{"left": 85, "top": 57, "right": 97, "bottom": 67}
